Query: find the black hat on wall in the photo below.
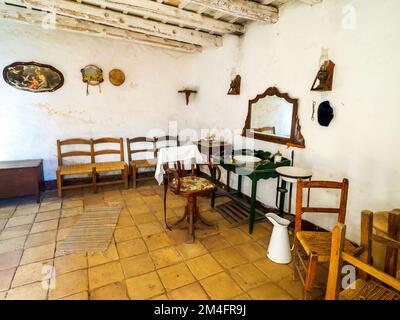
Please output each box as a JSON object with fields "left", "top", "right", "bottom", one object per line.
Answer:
{"left": 317, "top": 101, "right": 334, "bottom": 127}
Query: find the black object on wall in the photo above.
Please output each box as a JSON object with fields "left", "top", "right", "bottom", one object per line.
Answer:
{"left": 317, "top": 101, "right": 334, "bottom": 127}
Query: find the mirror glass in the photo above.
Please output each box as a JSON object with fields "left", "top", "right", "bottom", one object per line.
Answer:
{"left": 250, "top": 95, "right": 293, "bottom": 138}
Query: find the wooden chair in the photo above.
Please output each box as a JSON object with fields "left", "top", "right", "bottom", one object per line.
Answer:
{"left": 292, "top": 178, "right": 357, "bottom": 300}
{"left": 56, "top": 138, "right": 95, "bottom": 197}
{"left": 163, "top": 159, "right": 220, "bottom": 243}
{"left": 127, "top": 137, "right": 157, "bottom": 188}
{"left": 155, "top": 135, "right": 180, "bottom": 154}
{"left": 325, "top": 211, "right": 400, "bottom": 300}
{"left": 92, "top": 137, "right": 128, "bottom": 191}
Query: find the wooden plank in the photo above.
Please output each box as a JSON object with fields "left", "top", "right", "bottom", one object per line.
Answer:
{"left": 3, "top": 0, "right": 221, "bottom": 47}
{"left": 83, "top": 0, "right": 245, "bottom": 34}
{"left": 186, "top": 0, "right": 279, "bottom": 23}
{"left": 0, "top": 3, "right": 201, "bottom": 52}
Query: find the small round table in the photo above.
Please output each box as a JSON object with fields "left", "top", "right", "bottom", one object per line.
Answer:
{"left": 275, "top": 166, "right": 313, "bottom": 216}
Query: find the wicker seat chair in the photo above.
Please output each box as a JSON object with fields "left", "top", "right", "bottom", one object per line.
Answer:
{"left": 325, "top": 210, "right": 400, "bottom": 300}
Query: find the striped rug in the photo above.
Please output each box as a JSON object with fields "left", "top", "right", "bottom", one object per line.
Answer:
{"left": 56, "top": 206, "right": 122, "bottom": 255}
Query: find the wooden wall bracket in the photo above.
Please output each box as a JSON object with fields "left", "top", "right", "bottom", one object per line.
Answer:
{"left": 178, "top": 89, "right": 197, "bottom": 105}
{"left": 311, "top": 60, "right": 335, "bottom": 92}
{"left": 227, "top": 75, "right": 241, "bottom": 95}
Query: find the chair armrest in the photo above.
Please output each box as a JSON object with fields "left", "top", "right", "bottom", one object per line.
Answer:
{"left": 165, "top": 168, "right": 181, "bottom": 194}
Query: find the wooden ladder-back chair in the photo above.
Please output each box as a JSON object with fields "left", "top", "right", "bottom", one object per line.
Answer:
{"left": 293, "top": 178, "right": 357, "bottom": 300}
{"left": 127, "top": 137, "right": 157, "bottom": 188}
{"left": 163, "top": 158, "right": 220, "bottom": 244}
{"left": 92, "top": 137, "right": 128, "bottom": 191}
{"left": 56, "top": 138, "right": 95, "bottom": 197}
{"left": 326, "top": 211, "right": 400, "bottom": 300}
{"left": 155, "top": 135, "right": 180, "bottom": 155}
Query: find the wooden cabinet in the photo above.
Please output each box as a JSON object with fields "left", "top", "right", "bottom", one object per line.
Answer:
{"left": 0, "top": 159, "right": 44, "bottom": 203}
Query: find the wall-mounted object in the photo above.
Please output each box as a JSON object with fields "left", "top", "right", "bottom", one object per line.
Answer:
{"left": 81, "top": 65, "right": 104, "bottom": 95}
{"left": 227, "top": 75, "right": 241, "bottom": 95}
{"left": 3, "top": 61, "right": 64, "bottom": 93}
{"left": 109, "top": 69, "right": 125, "bottom": 86}
{"left": 178, "top": 89, "right": 197, "bottom": 105}
{"left": 311, "top": 60, "right": 335, "bottom": 91}
{"left": 242, "top": 87, "right": 305, "bottom": 148}
{"left": 317, "top": 101, "right": 334, "bottom": 127}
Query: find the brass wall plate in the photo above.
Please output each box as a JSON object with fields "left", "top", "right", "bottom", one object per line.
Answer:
{"left": 109, "top": 69, "right": 125, "bottom": 86}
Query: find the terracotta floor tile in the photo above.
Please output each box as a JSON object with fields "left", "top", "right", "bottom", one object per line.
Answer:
{"left": 0, "top": 208, "right": 15, "bottom": 220}
{"left": 0, "top": 268, "right": 15, "bottom": 291}
{"left": 20, "top": 243, "right": 55, "bottom": 265}
{"left": 176, "top": 241, "right": 208, "bottom": 260}
{"left": 211, "top": 247, "right": 248, "bottom": 269}
{"left": 277, "top": 275, "right": 307, "bottom": 300}
{"left": 0, "top": 236, "right": 26, "bottom": 254}
{"left": 116, "top": 238, "right": 147, "bottom": 258}
{"left": 30, "top": 219, "right": 59, "bottom": 234}
{"left": 235, "top": 242, "right": 266, "bottom": 262}
{"left": 168, "top": 282, "right": 209, "bottom": 300}
{"left": 12, "top": 260, "right": 53, "bottom": 288}
{"left": 186, "top": 254, "right": 223, "bottom": 280}
{"left": 61, "top": 206, "right": 83, "bottom": 218}
{"left": 126, "top": 271, "right": 164, "bottom": 300}
{"left": 150, "top": 246, "right": 183, "bottom": 269}
{"left": 0, "top": 224, "right": 31, "bottom": 241}
{"left": 35, "top": 210, "right": 61, "bottom": 223}
{"left": 153, "top": 208, "right": 176, "bottom": 221}
{"left": 166, "top": 199, "right": 187, "bottom": 209}
{"left": 116, "top": 214, "right": 135, "bottom": 228}
{"left": 137, "top": 221, "right": 164, "bottom": 237}
{"left": 142, "top": 195, "right": 162, "bottom": 205}
{"left": 13, "top": 206, "right": 38, "bottom": 217}
{"left": 150, "top": 294, "right": 169, "bottom": 300}
{"left": 6, "top": 281, "right": 47, "bottom": 300}
{"left": 56, "top": 228, "right": 71, "bottom": 241}
{"left": 157, "top": 263, "right": 196, "bottom": 291}
{"left": 0, "top": 250, "right": 23, "bottom": 271}
{"left": 90, "top": 282, "right": 129, "bottom": 300}
{"left": 60, "top": 291, "right": 88, "bottom": 300}
{"left": 232, "top": 293, "right": 252, "bottom": 300}
{"left": 88, "top": 261, "right": 124, "bottom": 290}
{"left": 247, "top": 282, "right": 293, "bottom": 300}
{"left": 144, "top": 233, "right": 172, "bottom": 251}
{"left": 113, "top": 226, "right": 141, "bottom": 243}
{"left": 121, "top": 253, "right": 155, "bottom": 278}
{"left": 54, "top": 253, "right": 87, "bottom": 275}
{"left": 229, "top": 263, "right": 269, "bottom": 291}
{"left": 49, "top": 269, "right": 88, "bottom": 300}
{"left": 6, "top": 214, "right": 35, "bottom": 229}
{"left": 87, "top": 242, "right": 119, "bottom": 267}
{"left": 201, "top": 234, "right": 231, "bottom": 252}
{"left": 125, "top": 197, "right": 146, "bottom": 207}
{"left": 24, "top": 230, "right": 57, "bottom": 249}
{"left": 39, "top": 202, "right": 61, "bottom": 212}
{"left": 221, "top": 228, "right": 253, "bottom": 246}
{"left": 0, "top": 219, "right": 6, "bottom": 231}
{"left": 62, "top": 199, "right": 83, "bottom": 209}
{"left": 254, "top": 258, "right": 292, "bottom": 282}
{"left": 128, "top": 204, "right": 151, "bottom": 216}
{"left": 59, "top": 216, "right": 80, "bottom": 229}
{"left": 133, "top": 213, "right": 157, "bottom": 225}
{"left": 200, "top": 272, "right": 242, "bottom": 300}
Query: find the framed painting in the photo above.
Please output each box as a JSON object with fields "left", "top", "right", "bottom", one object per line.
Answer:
{"left": 3, "top": 61, "right": 64, "bottom": 93}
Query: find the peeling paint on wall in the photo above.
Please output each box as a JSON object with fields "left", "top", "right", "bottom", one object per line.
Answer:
{"left": 34, "top": 103, "right": 96, "bottom": 124}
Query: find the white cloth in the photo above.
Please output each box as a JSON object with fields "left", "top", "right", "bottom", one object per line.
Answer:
{"left": 154, "top": 145, "right": 206, "bottom": 184}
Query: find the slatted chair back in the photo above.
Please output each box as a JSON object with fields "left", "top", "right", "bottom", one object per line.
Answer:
{"left": 92, "top": 137, "right": 124, "bottom": 163}
{"left": 57, "top": 138, "right": 92, "bottom": 166}
{"left": 325, "top": 216, "right": 400, "bottom": 300}
{"left": 295, "top": 178, "right": 349, "bottom": 235}
{"left": 155, "top": 135, "right": 180, "bottom": 155}
{"left": 126, "top": 137, "right": 156, "bottom": 162}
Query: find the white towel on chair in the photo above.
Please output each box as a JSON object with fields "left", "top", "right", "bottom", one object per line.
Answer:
{"left": 154, "top": 145, "right": 206, "bottom": 184}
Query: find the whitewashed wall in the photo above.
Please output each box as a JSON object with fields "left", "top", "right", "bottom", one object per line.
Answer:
{"left": 0, "top": 21, "right": 193, "bottom": 181}
{"left": 182, "top": 0, "right": 400, "bottom": 242}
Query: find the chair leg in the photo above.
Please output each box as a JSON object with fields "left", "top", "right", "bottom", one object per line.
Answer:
{"left": 57, "top": 171, "right": 63, "bottom": 197}
{"left": 292, "top": 240, "right": 300, "bottom": 281}
{"left": 132, "top": 165, "right": 137, "bottom": 189}
{"left": 304, "top": 254, "right": 318, "bottom": 300}
{"left": 92, "top": 168, "right": 97, "bottom": 194}
{"left": 123, "top": 167, "right": 129, "bottom": 189}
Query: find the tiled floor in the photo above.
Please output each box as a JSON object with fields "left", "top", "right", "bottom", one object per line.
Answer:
{"left": 0, "top": 182, "right": 326, "bottom": 300}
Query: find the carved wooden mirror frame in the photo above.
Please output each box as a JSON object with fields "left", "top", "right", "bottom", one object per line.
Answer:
{"left": 242, "top": 87, "right": 305, "bottom": 148}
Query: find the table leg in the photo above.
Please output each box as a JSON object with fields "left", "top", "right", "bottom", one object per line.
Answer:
{"left": 279, "top": 180, "right": 287, "bottom": 217}
{"left": 288, "top": 182, "right": 293, "bottom": 214}
{"left": 227, "top": 171, "right": 231, "bottom": 192}
{"left": 238, "top": 175, "right": 242, "bottom": 198}
{"left": 211, "top": 167, "right": 216, "bottom": 208}
{"left": 249, "top": 179, "right": 257, "bottom": 234}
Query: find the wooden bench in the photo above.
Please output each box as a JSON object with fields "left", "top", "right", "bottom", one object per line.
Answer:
{"left": 127, "top": 135, "right": 179, "bottom": 188}
{"left": 56, "top": 138, "right": 128, "bottom": 197}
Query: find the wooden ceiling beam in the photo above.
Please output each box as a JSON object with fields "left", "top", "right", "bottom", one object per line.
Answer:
{"left": 0, "top": 3, "right": 202, "bottom": 52}
{"left": 2, "top": 0, "right": 222, "bottom": 47}
{"left": 185, "top": 0, "right": 279, "bottom": 23}
{"left": 82, "top": 0, "right": 244, "bottom": 35}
